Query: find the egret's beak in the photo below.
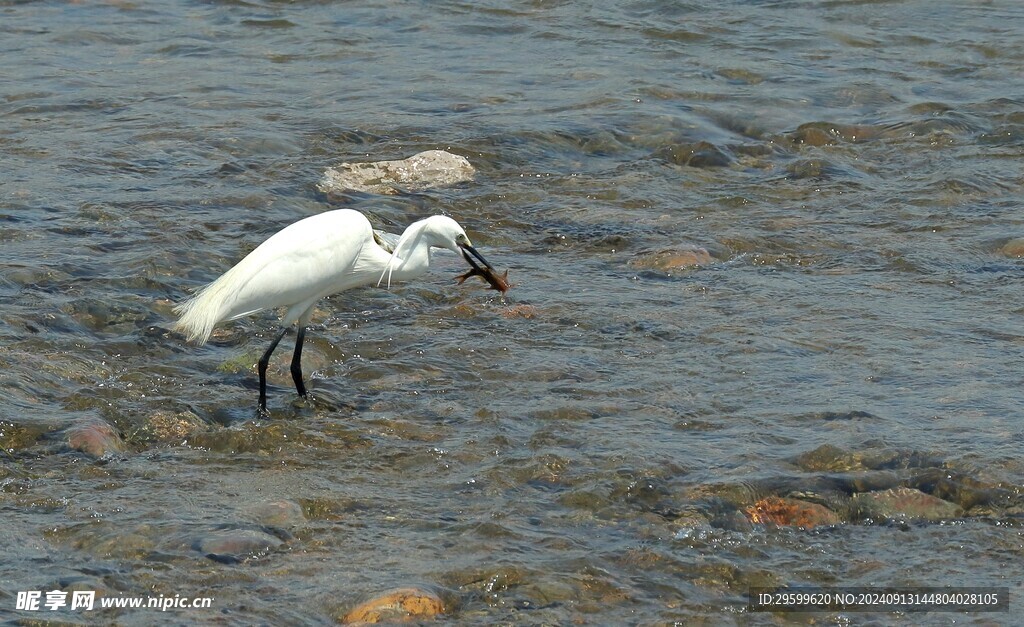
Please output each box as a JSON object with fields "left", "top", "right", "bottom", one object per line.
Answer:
{"left": 455, "top": 240, "right": 511, "bottom": 294}
{"left": 458, "top": 242, "right": 494, "bottom": 271}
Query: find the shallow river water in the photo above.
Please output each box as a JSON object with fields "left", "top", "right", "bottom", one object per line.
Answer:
{"left": 2, "top": 0, "right": 1023, "bottom": 624}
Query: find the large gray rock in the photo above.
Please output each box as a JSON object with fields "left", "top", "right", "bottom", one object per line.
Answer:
{"left": 318, "top": 149, "right": 475, "bottom": 195}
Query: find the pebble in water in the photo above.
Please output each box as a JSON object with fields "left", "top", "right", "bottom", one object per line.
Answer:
{"left": 46, "top": 522, "right": 158, "bottom": 560}
{"left": 927, "top": 472, "right": 1017, "bottom": 512}
{"left": 792, "top": 443, "right": 941, "bottom": 473}
{"left": 785, "top": 158, "right": 840, "bottom": 180}
{"left": 140, "top": 410, "right": 208, "bottom": 445}
{"left": 63, "top": 298, "right": 149, "bottom": 333}
{"left": 745, "top": 496, "right": 841, "bottom": 529}
{"left": 793, "top": 444, "right": 869, "bottom": 472}
{"left": 786, "top": 121, "right": 886, "bottom": 146}
{"left": 652, "top": 141, "right": 733, "bottom": 168}
{"left": 850, "top": 487, "right": 963, "bottom": 522}
{"left": 629, "top": 247, "right": 713, "bottom": 273}
{"left": 243, "top": 500, "right": 306, "bottom": 528}
{"left": 195, "top": 529, "right": 284, "bottom": 564}
{"left": 998, "top": 237, "right": 1024, "bottom": 258}
{"left": 0, "top": 419, "right": 48, "bottom": 453}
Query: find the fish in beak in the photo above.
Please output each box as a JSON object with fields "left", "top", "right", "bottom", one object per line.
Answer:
{"left": 457, "top": 242, "right": 511, "bottom": 294}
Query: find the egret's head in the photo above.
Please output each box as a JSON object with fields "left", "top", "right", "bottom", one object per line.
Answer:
{"left": 423, "top": 215, "right": 495, "bottom": 271}
{"left": 421, "top": 215, "right": 471, "bottom": 254}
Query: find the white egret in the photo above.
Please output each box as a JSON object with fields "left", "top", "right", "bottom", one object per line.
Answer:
{"left": 174, "top": 209, "right": 499, "bottom": 411}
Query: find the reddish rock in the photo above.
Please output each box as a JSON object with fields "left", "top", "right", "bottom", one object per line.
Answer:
{"left": 342, "top": 587, "right": 445, "bottom": 624}
{"left": 745, "top": 496, "right": 841, "bottom": 529}
{"left": 67, "top": 420, "right": 127, "bottom": 458}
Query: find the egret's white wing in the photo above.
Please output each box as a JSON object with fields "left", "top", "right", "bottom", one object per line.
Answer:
{"left": 175, "top": 209, "right": 376, "bottom": 342}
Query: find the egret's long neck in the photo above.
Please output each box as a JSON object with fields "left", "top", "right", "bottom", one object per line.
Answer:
{"left": 374, "top": 220, "right": 434, "bottom": 286}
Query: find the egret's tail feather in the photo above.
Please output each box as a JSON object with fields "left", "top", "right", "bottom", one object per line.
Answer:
{"left": 173, "top": 282, "right": 231, "bottom": 345}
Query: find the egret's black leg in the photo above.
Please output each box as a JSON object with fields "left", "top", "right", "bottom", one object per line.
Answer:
{"left": 258, "top": 327, "right": 289, "bottom": 411}
{"left": 290, "top": 326, "right": 308, "bottom": 398}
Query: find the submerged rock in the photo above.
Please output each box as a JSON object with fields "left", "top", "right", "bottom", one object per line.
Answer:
{"left": 341, "top": 587, "right": 446, "bottom": 624}
{"left": 786, "top": 158, "right": 841, "bottom": 180}
{"left": 787, "top": 122, "right": 885, "bottom": 146}
{"left": 67, "top": 420, "right": 128, "bottom": 458}
{"left": 46, "top": 522, "right": 159, "bottom": 560}
{"left": 795, "top": 443, "right": 942, "bottom": 473}
{"left": 653, "top": 141, "right": 732, "bottom": 167}
{"left": 793, "top": 443, "right": 867, "bottom": 472}
{"left": 318, "top": 149, "right": 475, "bottom": 195}
{"left": 998, "top": 238, "right": 1024, "bottom": 258}
{"left": 189, "top": 422, "right": 323, "bottom": 455}
{"left": 0, "top": 419, "right": 48, "bottom": 452}
{"left": 745, "top": 496, "right": 841, "bottom": 529}
{"left": 244, "top": 499, "right": 306, "bottom": 528}
{"left": 140, "top": 410, "right": 209, "bottom": 445}
{"left": 851, "top": 487, "right": 963, "bottom": 521}
{"left": 926, "top": 473, "right": 1014, "bottom": 511}
{"left": 196, "top": 529, "right": 283, "bottom": 563}
{"left": 670, "top": 511, "right": 714, "bottom": 540}
{"left": 629, "top": 247, "right": 713, "bottom": 272}
{"left": 502, "top": 304, "right": 539, "bottom": 319}
{"left": 63, "top": 298, "right": 149, "bottom": 332}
